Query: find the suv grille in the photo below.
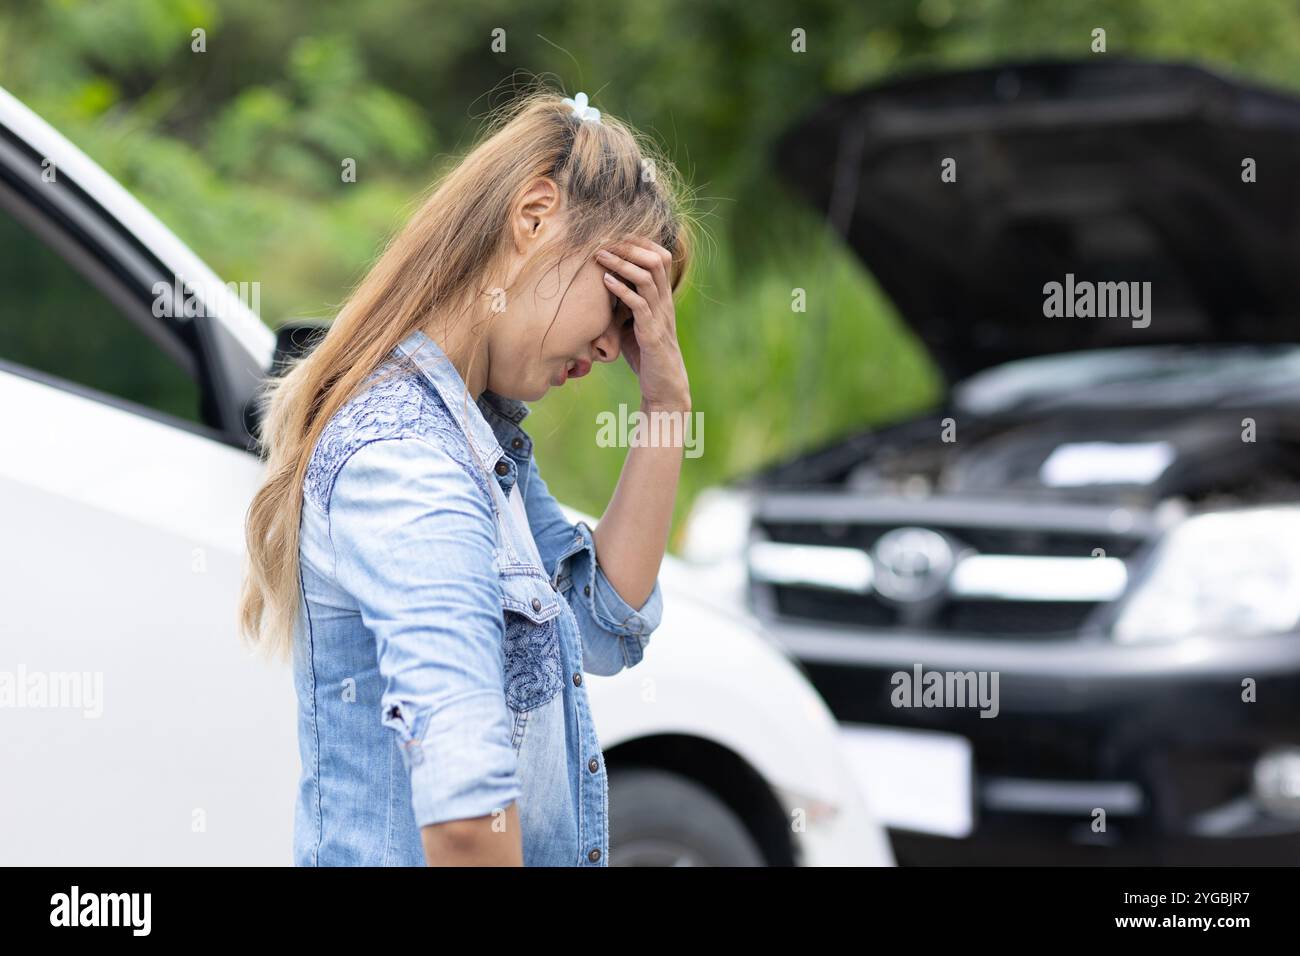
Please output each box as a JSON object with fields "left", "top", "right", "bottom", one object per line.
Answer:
{"left": 751, "top": 495, "right": 1155, "bottom": 637}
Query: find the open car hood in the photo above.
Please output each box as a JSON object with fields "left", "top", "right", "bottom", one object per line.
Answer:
{"left": 773, "top": 59, "right": 1300, "bottom": 383}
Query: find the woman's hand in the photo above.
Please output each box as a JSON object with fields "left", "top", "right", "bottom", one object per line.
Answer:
{"left": 590, "top": 235, "right": 691, "bottom": 613}
{"left": 597, "top": 238, "right": 691, "bottom": 411}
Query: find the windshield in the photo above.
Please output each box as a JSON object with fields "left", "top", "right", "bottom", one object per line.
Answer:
{"left": 953, "top": 344, "right": 1300, "bottom": 416}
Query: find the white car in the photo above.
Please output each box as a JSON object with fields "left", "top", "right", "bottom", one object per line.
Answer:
{"left": 0, "top": 85, "right": 894, "bottom": 866}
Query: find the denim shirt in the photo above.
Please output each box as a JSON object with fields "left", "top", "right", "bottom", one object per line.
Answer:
{"left": 291, "top": 328, "right": 664, "bottom": 866}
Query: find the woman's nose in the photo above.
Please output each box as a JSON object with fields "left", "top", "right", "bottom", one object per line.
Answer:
{"left": 594, "top": 326, "right": 622, "bottom": 363}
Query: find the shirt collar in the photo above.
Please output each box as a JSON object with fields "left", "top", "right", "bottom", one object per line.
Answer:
{"left": 393, "top": 328, "right": 534, "bottom": 493}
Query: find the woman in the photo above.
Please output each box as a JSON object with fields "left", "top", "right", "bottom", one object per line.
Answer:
{"left": 239, "top": 87, "right": 694, "bottom": 866}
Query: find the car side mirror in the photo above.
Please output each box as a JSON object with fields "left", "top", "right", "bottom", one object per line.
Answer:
{"left": 271, "top": 319, "right": 330, "bottom": 375}
{"left": 242, "top": 319, "right": 331, "bottom": 447}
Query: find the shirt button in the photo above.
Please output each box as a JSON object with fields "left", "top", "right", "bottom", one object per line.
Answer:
{"left": 588, "top": 848, "right": 602, "bottom": 863}
{"left": 531, "top": 597, "right": 542, "bottom": 612}
{"left": 511, "top": 437, "right": 523, "bottom": 449}
{"left": 495, "top": 460, "right": 509, "bottom": 476}
{"left": 583, "top": 584, "right": 591, "bottom": 597}
{"left": 572, "top": 672, "right": 582, "bottom": 686}
{"left": 588, "top": 757, "right": 599, "bottom": 773}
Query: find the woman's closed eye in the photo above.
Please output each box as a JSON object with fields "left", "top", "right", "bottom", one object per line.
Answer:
{"left": 610, "top": 294, "right": 634, "bottom": 330}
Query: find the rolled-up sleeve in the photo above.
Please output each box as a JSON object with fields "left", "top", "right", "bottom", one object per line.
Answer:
{"left": 327, "top": 436, "right": 521, "bottom": 828}
{"left": 520, "top": 453, "right": 664, "bottom": 675}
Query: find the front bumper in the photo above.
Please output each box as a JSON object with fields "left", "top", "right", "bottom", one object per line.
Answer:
{"left": 777, "top": 622, "right": 1300, "bottom": 864}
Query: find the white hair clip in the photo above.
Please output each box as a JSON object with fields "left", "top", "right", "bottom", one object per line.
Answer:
{"left": 561, "top": 91, "right": 601, "bottom": 125}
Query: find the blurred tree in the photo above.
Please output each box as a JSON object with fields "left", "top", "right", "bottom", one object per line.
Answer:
{"left": 3, "top": 0, "right": 1298, "bottom": 537}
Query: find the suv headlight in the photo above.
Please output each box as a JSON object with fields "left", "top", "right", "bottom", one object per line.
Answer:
{"left": 1114, "top": 507, "right": 1300, "bottom": 643}
{"left": 681, "top": 487, "right": 754, "bottom": 565}
{"left": 680, "top": 488, "right": 755, "bottom": 608}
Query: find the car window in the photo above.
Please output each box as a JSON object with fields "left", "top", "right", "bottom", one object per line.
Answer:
{"left": 0, "top": 204, "right": 202, "bottom": 423}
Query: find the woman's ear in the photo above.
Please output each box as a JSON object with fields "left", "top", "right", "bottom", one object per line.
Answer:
{"left": 511, "top": 176, "right": 562, "bottom": 254}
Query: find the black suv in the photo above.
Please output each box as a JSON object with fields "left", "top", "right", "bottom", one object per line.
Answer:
{"left": 687, "top": 59, "right": 1300, "bottom": 864}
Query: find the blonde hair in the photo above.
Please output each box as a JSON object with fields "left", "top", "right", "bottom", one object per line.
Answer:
{"left": 239, "top": 83, "right": 695, "bottom": 661}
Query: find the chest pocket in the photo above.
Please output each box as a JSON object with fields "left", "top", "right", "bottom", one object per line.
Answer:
{"left": 500, "top": 567, "right": 565, "bottom": 713}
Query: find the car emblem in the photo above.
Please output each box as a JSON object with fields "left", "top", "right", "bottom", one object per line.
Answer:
{"left": 870, "top": 527, "right": 955, "bottom": 603}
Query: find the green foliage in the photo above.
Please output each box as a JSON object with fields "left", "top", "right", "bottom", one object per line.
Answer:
{"left": 3, "top": 0, "right": 1297, "bottom": 545}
